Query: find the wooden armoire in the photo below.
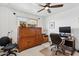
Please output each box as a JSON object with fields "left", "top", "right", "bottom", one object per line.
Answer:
{"left": 18, "top": 27, "right": 47, "bottom": 52}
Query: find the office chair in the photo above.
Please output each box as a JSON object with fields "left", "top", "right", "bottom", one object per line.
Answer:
{"left": 50, "top": 33, "right": 65, "bottom": 55}
{"left": 0, "top": 36, "right": 17, "bottom": 56}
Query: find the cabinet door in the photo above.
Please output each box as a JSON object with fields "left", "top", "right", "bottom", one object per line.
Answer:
{"left": 29, "top": 28, "right": 36, "bottom": 36}
{"left": 18, "top": 38, "right": 28, "bottom": 52}
{"left": 35, "top": 28, "right": 41, "bottom": 35}
{"left": 26, "top": 37, "right": 36, "bottom": 48}
{"left": 19, "top": 28, "right": 36, "bottom": 37}
{"left": 19, "top": 28, "right": 29, "bottom": 37}
{"left": 35, "top": 35, "right": 43, "bottom": 45}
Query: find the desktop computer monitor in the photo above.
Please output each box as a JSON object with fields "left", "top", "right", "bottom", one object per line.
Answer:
{"left": 59, "top": 26, "right": 71, "bottom": 37}
{"left": 59, "top": 26, "right": 71, "bottom": 33}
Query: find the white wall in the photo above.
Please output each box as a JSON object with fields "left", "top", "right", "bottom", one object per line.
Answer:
{"left": 45, "top": 6, "right": 79, "bottom": 50}
{"left": 0, "top": 6, "right": 44, "bottom": 43}
{"left": 0, "top": 6, "right": 17, "bottom": 43}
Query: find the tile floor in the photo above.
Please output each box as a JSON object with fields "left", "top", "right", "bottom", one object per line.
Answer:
{"left": 18, "top": 42, "right": 50, "bottom": 56}
{"left": 17, "top": 42, "right": 79, "bottom": 56}
{"left": 0, "top": 42, "right": 79, "bottom": 56}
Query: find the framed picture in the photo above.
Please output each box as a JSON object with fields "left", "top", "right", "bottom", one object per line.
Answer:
{"left": 49, "top": 22, "right": 55, "bottom": 29}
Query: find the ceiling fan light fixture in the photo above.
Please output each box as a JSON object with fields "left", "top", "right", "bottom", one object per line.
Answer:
{"left": 45, "top": 7, "right": 49, "bottom": 10}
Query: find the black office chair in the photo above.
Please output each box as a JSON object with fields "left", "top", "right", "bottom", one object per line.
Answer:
{"left": 0, "top": 36, "right": 17, "bottom": 56}
{"left": 50, "top": 33, "right": 65, "bottom": 55}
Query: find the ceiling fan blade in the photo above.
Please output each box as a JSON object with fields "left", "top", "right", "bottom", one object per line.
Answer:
{"left": 39, "top": 4, "right": 45, "bottom": 7}
{"left": 37, "top": 8, "right": 45, "bottom": 12}
{"left": 47, "top": 9, "right": 51, "bottom": 13}
{"left": 46, "top": 3, "right": 51, "bottom": 6}
{"left": 49, "top": 4, "right": 63, "bottom": 8}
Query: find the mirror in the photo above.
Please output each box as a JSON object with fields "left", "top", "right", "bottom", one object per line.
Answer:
{"left": 16, "top": 16, "right": 38, "bottom": 27}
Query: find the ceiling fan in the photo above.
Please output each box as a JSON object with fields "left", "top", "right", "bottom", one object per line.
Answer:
{"left": 37, "top": 3, "right": 64, "bottom": 13}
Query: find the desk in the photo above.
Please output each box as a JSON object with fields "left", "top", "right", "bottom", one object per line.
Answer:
{"left": 61, "top": 36, "right": 75, "bottom": 55}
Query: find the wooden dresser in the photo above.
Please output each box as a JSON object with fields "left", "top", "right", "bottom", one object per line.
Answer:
{"left": 18, "top": 27, "right": 48, "bottom": 52}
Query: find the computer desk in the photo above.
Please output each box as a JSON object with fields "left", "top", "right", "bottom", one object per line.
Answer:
{"left": 61, "top": 36, "right": 75, "bottom": 55}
